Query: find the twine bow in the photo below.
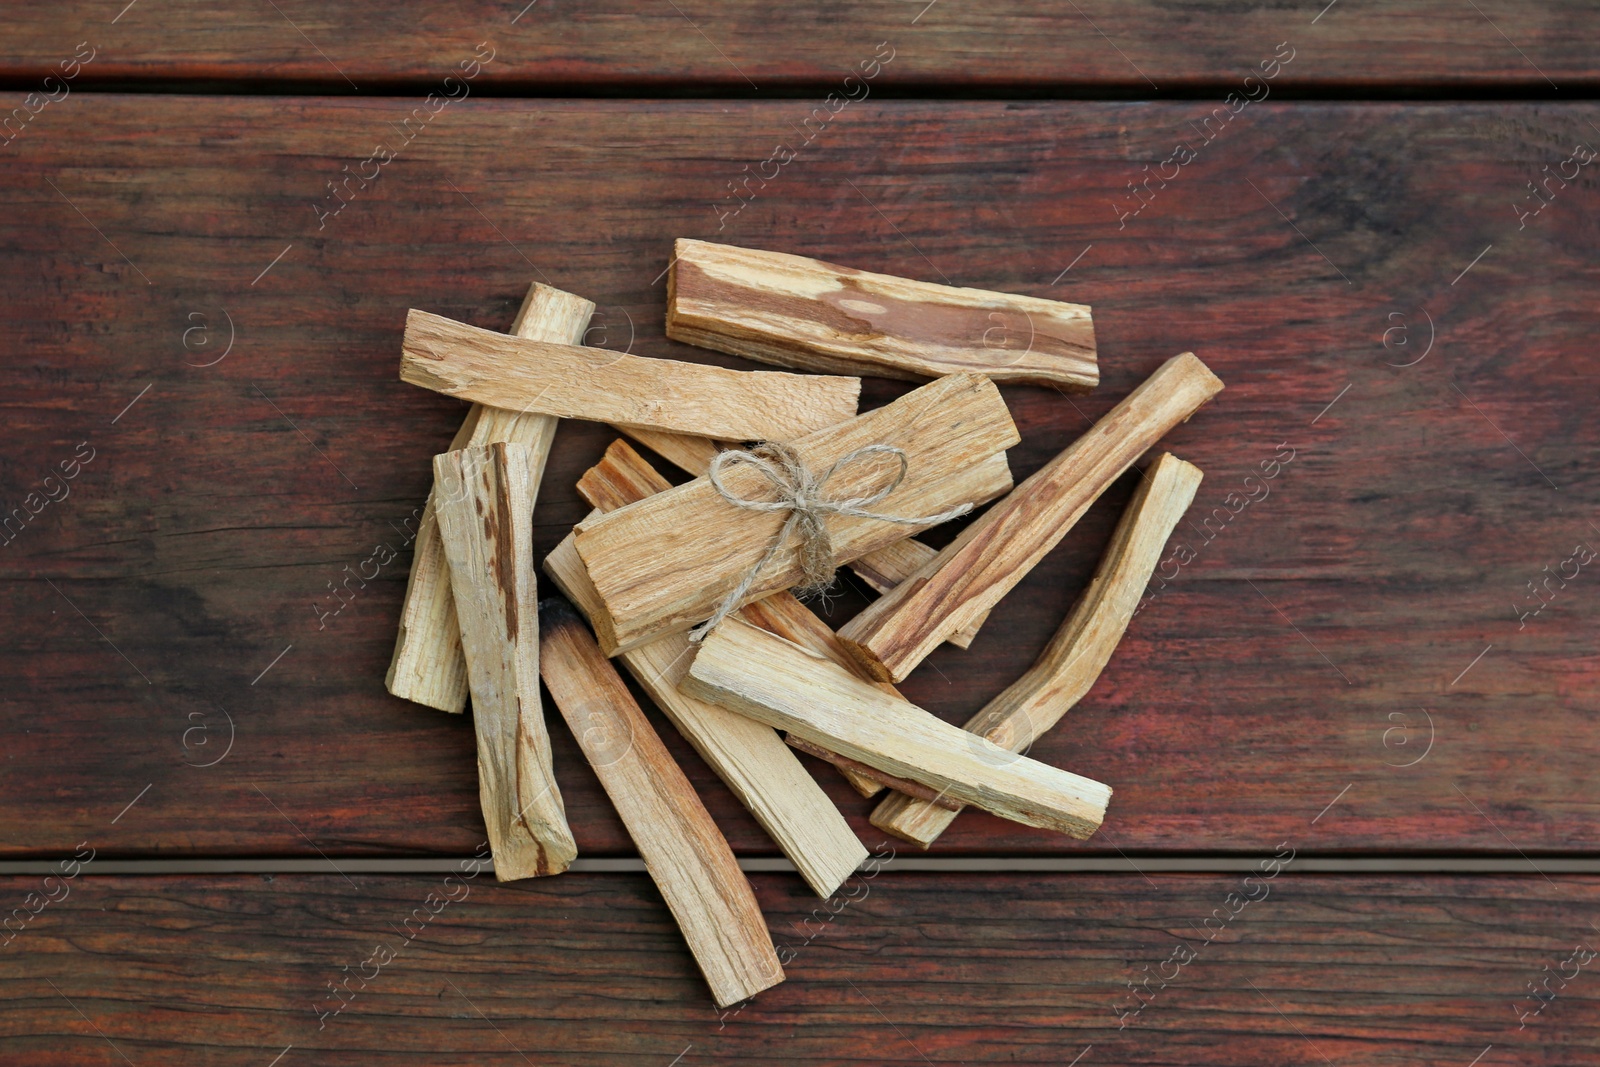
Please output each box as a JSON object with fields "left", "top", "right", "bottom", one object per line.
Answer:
{"left": 687, "top": 441, "right": 973, "bottom": 643}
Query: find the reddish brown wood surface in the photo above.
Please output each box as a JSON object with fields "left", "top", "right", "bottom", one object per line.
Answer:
{"left": 0, "top": 3, "right": 1595, "bottom": 90}
{"left": 2, "top": 97, "right": 1598, "bottom": 856}
{"left": 1, "top": 871, "right": 1596, "bottom": 1063}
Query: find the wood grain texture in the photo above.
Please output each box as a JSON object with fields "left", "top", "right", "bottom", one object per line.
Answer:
{"left": 733, "top": 593, "right": 910, "bottom": 799}
{"left": 433, "top": 444, "right": 575, "bottom": 879}
{"left": 874, "top": 451, "right": 1203, "bottom": 847}
{"left": 538, "top": 600, "right": 783, "bottom": 1007}
{"left": 846, "top": 536, "right": 987, "bottom": 648}
{"left": 685, "top": 617, "right": 1112, "bottom": 838}
{"left": 5, "top": 98, "right": 1600, "bottom": 857}
{"left": 577, "top": 439, "right": 882, "bottom": 797}
{"left": 783, "top": 733, "right": 960, "bottom": 808}
{"left": 549, "top": 537, "right": 868, "bottom": 895}
{"left": 1, "top": 36, "right": 1595, "bottom": 1060}
{"left": 615, "top": 425, "right": 726, "bottom": 476}
{"left": 575, "top": 439, "right": 676, "bottom": 513}
{"left": 2, "top": 4, "right": 1596, "bottom": 89}
{"left": 387, "top": 283, "right": 593, "bottom": 713}
{"left": 554, "top": 441, "right": 868, "bottom": 895}
{"left": 668, "top": 238, "right": 1098, "bottom": 387}
{"left": 575, "top": 372, "right": 1018, "bottom": 653}
{"left": 839, "top": 353, "right": 1224, "bottom": 682}
{"left": 7, "top": 872, "right": 1593, "bottom": 1062}
{"left": 609, "top": 427, "right": 987, "bottom": 648}
{"left": 401, "top": 309, "right": 860, "bottom": 442}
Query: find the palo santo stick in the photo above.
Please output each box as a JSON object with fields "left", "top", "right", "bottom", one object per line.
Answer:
{"left": 402, "top": 308, "right": 861, "bottom": 442}
{"left": 578, "top": 440, "right": 885, "bottom": 800}
{"left": 575, "top": 372, "right": 1019, "bottom": 655}
{"left": 576, "top": 449, "right": 959, "bottom": 804}
{"left": 873, "top": 451, "right": 1203, "bottom": 847}
{"left": 615, "top": 424, "right": 726, "bottom": 477}
{"left": 845, "top": 538, "right": 986, "bottom": 650}
{"left": 607, "top": 425, "right": 988, "bottom": 650}
{"left": 667, "top": 239, "right": 1098, "bottom": 389}
{"left": 550, "top": 447, "right": 867, "bottom": 896}
{"left": 549, "top": 536, "right": 867, "bottom": 893}
{"left": 684, "top": 617, "right": 1112, "bottom": 839}
{"left": 783, "top": 734, "right": 960, "bottom": 810}
{"left": 387, "top": 283, "right": 593, "bottom": 713}
{"left": 839, "top": 352, "right": 1224, "bottom": 682}
{"left": 730, "top": 593, "right": 906, "bottom": 799}
{"left": 539, "top": 598, "right": 784, "bottom": 1008}
{"left": 574, "top": 442, "right": 674, "bottom": 513}
{"left": 433, "top": 443, "right": 576, "bottom": 879}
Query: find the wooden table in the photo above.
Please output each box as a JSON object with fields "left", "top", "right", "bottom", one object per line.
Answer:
{"left": 2, "top": 4, "right": 1596, "bottom": 1061}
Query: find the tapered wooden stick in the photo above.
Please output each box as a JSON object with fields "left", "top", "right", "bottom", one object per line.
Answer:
{"left": 873, "top": 452, "right": 1203, "bottom": 847}
{"left": 839, "top": 353, "right": 1224, "bottom": 682}
{"left": 388, "top": 283, "right": 593, "bottom": 713}
{"left": 610, "top": 425, "right": 988, "bottom": 649}
{"left": 433, "top": 443, "right": 576, "bottom": 880}
{"left": 539, "top": 599, "right": 784, "bottom": 1008}
{"left": 548, "top": 446, "right": 866, "bottom": 896}
{"left": 684, "top": 617, "right": 1112, "bottom": 838}
{"left": 402, "top": 308, "right": 861, "bottom": 442}
{"left": 667, "top": 239, "right": 1098, "bottom": 389}
{"left": 575, "top": 372, "right": 1018, "bottom": 654}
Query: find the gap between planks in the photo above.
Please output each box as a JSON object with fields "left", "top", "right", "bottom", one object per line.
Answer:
{"left": 2, "top": 81, "right": 1590, "bottom": 102}
{"left": 5, "top": 857, "right": 1597, "bottom": 875}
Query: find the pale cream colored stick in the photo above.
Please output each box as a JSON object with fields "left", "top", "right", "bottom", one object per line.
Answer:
{"left": 783, "top": 733, "right": 960, "bottom": 809}
{"left": 401, "top": 308, "right": 861, "bottom": 442}
{"left": 539, "top": 598, "right": 784, "bottom": 1009}
{"left": 433, "top": 443, "right": 576, "bottom": 880}
{"left": 873, "top": 451, "right": 1203, "bottom": 848}
{"left": 684, "top": 617, "right": 1112, "bottom": 840}
{"left": 387, "top": 283, "right": 594, "bottom": 713}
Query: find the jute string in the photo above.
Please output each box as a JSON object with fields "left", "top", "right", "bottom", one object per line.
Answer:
{"left": 687, "top": 442, "right": 972, "bottom": 643}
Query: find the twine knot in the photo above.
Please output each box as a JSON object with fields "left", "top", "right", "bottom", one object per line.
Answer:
{"left": 688, "top": 441, "right": 972, "bottom": 643}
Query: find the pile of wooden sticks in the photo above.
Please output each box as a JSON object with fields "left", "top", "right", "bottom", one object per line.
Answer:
{"left": 385, "top": 239, "right": 1224, "bottom": 1007}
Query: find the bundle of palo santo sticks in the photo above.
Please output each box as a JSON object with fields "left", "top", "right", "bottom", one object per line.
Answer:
{"left": 386, "top": 239, "right": 1224, "bottom": 1007}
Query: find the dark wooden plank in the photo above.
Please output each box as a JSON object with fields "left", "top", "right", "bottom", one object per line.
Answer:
{"left": 2, "top": 871, "right": 1597, "bottom": 1062}
{"left": 2, "top": 97, "right": 1598, "bottom": 856}
{"left": 0, "top": 2, "right": 1595, "bottom": 91}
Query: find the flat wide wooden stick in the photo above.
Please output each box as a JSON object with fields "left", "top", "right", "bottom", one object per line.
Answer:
{"left": 402, "top": 308, "right": 861, "bottom": 442}
{"left": 575, "top": 372, "right": 1019, "bottom": 654}
{"left": 433, "top": 443, "right": 576, "bottom": 880}
{"left": 685, "top": 618, "right": 1111, "bottom": 839}
{"left": 608, "top": 425, "right": 988, "bottom": 650}
{"left": 667, "top": 239, "right": 1098, "bottom": 389}
{"left": 873, "top": 451, "right": 1203, "bottom": 848}
{"left": 839, "top": 352, "right": 1224, "bottom": 682}
{"left": 538, "top": 599, "right": 784, "bottom": 1008}
{"left": 554, "top": 441, "right": 871, "bottom": 885}
{"left": 388, "top": 282, "right": 593, "bottom": 713}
